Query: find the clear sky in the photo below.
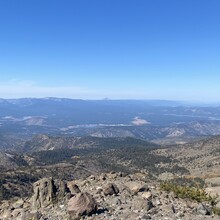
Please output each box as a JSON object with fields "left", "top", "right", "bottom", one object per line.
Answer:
{"left": 0, "top": 0, "right": 220, "bottom": 101}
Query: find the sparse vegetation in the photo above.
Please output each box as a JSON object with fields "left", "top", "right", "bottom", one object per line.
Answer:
{"left": 160, "top": 181, "right": 219, "bottom": 206}
{"left": 169, "top": 176, "right": 206, "bottom": 188}
{"left": 213, "top": 207, "right": 220, "bottom": 215}
{"left": 0, "top": 169, "right": 40, "bottom": 200}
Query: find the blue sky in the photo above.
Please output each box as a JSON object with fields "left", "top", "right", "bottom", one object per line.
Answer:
{"left": 0, "top": 0, "right": 220, "bottom": 101}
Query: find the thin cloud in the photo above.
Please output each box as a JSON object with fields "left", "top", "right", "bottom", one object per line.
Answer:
{"left": 0, "top": 80, "right": 96, "bottom": 99}
{"left": 0, "top": 80, "right": 150, "bottom": 99}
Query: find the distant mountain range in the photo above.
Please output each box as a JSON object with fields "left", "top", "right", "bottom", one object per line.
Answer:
{"left": 1, "top": 98, "right": 220, "bottom": 149}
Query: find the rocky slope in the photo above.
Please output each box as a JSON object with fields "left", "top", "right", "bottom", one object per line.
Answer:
{"left": 152, "top": 135, "right": 220, "bottom": 178}
{"left": 0, "top": 152, "right": 18, "bottom": 170}
{"left": 2, "top": 135, "right": 220, "bottom": 219}
{"left": 0, "top": 152, "right": 27, "bottom": 170}
{"left": 0, "top": 172, "right": 219, "bottom": 220}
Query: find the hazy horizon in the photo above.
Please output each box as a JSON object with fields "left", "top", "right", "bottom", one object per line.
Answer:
{"left": 0, "top": 0, "right": 220, "bottom": 101}
{"left": 1, "top": 96, "right": 220, "bottom": 106}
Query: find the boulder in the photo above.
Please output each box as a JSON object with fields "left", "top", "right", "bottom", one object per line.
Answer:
{"left": 12, "top": 198, "right": 24, "bottom": 209}
{"left": 132, "top": 197, "right": 154, "bottom": 211}
{"left": 141, "top": 191, "right": 152, "bottom": 200}
{"left": 125, "top": 181, "right": 149, "bottom": 194}
{"left": 103, "top": 183, "right": 119, "bottom": 196}
{"left": 68, "top": 182, "right": 81, "bottom": 195}
{"left": 146, "top": 200, "right": 154, "bottom": 211}
{"left": 197, "top": 203, "right": 211, "bottom": 215}
{"left": 67, "top": 192, "right": 97, "bottom": 219}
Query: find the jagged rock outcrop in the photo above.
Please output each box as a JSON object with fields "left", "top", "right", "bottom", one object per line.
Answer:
{"left": 67, "top": 192, "right": 97, "bottom": 219}
{"left": 31, "top": 177, "right": 56, "bottom": 210}
{"left": 55, "top": 179, "right": 70, "bottom": 199}
{"left": 31, "top": 177, "right": 70, "bottom": 210}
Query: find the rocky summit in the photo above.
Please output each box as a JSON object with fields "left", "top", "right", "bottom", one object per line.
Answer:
{"left": 0, "top": 172, "right": 220, "bottom": 220}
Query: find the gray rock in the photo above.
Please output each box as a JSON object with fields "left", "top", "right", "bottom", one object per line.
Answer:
{"left": 55, "top": 179, "right": 71, "bottom": 199}
{"left": 111, "top": 197, "right": 122, "bottom": 206}
{"left": 99, "top": 173, "right": 107, "bottom": 180}
{"left": 125, "top": 182, "right": 149, "bottom": 195}
{"left": 197, "top": 203, "right": 211, "bottom": 215}
{"left": 31, "top": 177, "right": 70, "bottom": 210}
{"left": 141, "top": 191, "right": 152, "bottom": 200}
{"left": 103, "top": 183, "right": 119, "bottom": 196}
{"left": 176, "top": 211, "right": 185, "bottom": 218}
{"left": 171, "top": 204, "right": 176, "bottom": 213}
{"left": 1, "top": 209, "right": 12, "bottom": 219}
{"left": 31, "top": 177, "right": 56, "bottom": 210}
{"left": 141, "top": 214, "right": 152, "bottom": 219}
{"left": 67, "top": 192, "right": 97, "bottom": 219}
{"left": 146, "top": 200, "right": 154, "bottom": 211}
{"left": 21, "top": 211, "right": 42, "bottom": 220}
{"left": 12, "top": 199, "right": 24, "bottom": 209}
{"left": 68, "top": 182, "right": 81, "bottom": 195}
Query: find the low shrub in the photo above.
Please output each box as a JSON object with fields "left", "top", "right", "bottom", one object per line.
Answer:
{"left": 160, "top": 181, "right": 219, "bottom": 206}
